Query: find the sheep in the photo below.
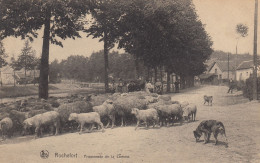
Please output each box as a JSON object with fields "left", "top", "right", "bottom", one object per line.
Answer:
{"left": 93, "top": 100, "right": 115, "bottom": 129}
{"left": 180, "top": 101, "right": 189, "bottom": 108}
{"left": 89, "top": 94, "right": 110, "bottom": 106}
{"left": 9, "top": 110, "right": 29, "bottom": 125}
{"left": 68, "top": 112, "right": 104, "bottom": 134}
{"left": 158, "top": 95, "right": 172, "bottom": 101}
{"left": 0, "top": 117, "right": 13, "bottom": 140}
{"left": 131, "top": 108, "right": 159, "bottom": 130}
{"left": 182, "top": 103, "right": 197, "bottom": 122}
{"left": 113, "top": 96, "right": 148, "bottom": 127}
{"left": 147, "top": 99, "right": 173, "bottom": 110}
{"left": 55, "top": 101, "right": 93, "bottom": 132}
{"left": 28, "top": 109, "right": 48, "bottom": 118}
{"left": 23, "top": 111, "right": 60, "bottom": 139}
{"left": 144, "top": 95, "right": 158, "bottom": 104}
{"left": 155, "top": 104, "right": 183, "bottom": 126}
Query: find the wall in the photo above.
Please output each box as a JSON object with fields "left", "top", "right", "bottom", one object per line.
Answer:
{"left": 208, "top": 63, "right": 222, "bottom": 80}
{"left": 236, "top": 68, "right": 253, "bottom": 81}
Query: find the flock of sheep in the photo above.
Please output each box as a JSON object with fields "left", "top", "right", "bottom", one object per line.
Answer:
{"left": 0, "top": 91, "right": 197, "bottom": 140}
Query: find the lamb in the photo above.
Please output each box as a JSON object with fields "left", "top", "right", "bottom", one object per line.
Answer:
{"left": 23, "top": 111, "right": 60, "bottom": 138}
{"left": 131, "top": 108, "right": 159, "bottom": 130}
{"left": 0, "top": 117, "right": 13, "bottom": 140}
{"left": 68, "top": 112, "right": 104, "bottom": 134}
{"left": 113, "top": 96, "right": 148, "bottom": 127}
{"left": 183, "top": 104, "right": 197, "bottom": 122}
{"left": 93, "top": 100, "right": 115, "bottom": 129}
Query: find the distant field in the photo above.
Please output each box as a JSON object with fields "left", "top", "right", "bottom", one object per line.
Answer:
{"left": 0, "top": 83, "right": 105, "bottom": 98}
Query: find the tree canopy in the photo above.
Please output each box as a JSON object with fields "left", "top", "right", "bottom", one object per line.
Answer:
{"left": 0, "top": 0, "right": 91, "bottom": 99}
{"left": 0, "top": 40, "right": 7, "bottom": 68}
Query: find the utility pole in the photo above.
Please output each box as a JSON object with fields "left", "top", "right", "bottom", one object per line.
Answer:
{"left": 228, "top": 53, "right": 230, "bottom": 80}
{"left": 253, "top": 0, "right": 258, "bottom": 100}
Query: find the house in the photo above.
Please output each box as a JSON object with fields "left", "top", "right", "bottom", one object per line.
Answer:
{"left": 207, "top": 61, "right": 236, "bottom": 81}
{"left": 0, "top": 66, "right": 40, "bottom": 85}
{"left": 0, "top": 65, "right": 14, "bottom": 85}
{"left": 236, "top": 60, "right": 260, "bottom": 81}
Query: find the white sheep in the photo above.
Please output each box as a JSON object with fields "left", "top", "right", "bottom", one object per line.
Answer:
{"left": 113, "top": 96, "right": 148, "bottom": 127}
{"left": 158, "top": 95, "right": 172, "bottom": 101}
{"left": 0, "top": 117, "right": 13, "bottom": 140}
{"left": 68, "top": 112, "right": 104, "bottom": 134}
{"left": 180, "top": 101, "right": 189, "bottom": 108}
{"left": 155, "top": 104, "right": 183, "bottom": 126}
{"left": 183, "top": 103, "right": 197, "bottom": 122}
{"left": 23, "top": 111, "right": 60, "bottom": 139}
{"left": 93, "top": 100, "right": 115, "bottom": 129}
{"left": 131, "top": 108, "right": 159, "bottom": 130}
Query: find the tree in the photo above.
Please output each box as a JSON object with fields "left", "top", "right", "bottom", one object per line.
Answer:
{"left": 84, "top": 0, "right": 123, "bottom": 92}
{"left": 14, "top": 40, "right": 39, "bottom": 81}
{"left": 235, "top": 23, "right": 249, "bottom": 68}
{"left": 0, "top": 40, "right": 7, "bottom": 68}
{"left": 236, "top": 24, "right": 249, "bottom": 37}
{"left": 0, "top": 0, "right": 91, "bottom": 99}
{"left": 117, "top": 0, "right": 212, "bottom": 90}
{"left": 0, "top": 40, "right": 8, "bottom": 86}
{"left": 49, "top": 59, "right": 61, "bottom": 83}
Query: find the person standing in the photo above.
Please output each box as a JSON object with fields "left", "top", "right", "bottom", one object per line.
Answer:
{"left": 227, "top": 78, "right": 234, "bottom": 93}
{"left": 174, "top": 79, "right": 180, "bottom": 93}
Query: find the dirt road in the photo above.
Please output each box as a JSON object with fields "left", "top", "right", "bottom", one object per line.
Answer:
{"left": 0, "top": 85, "right": 259, "bottom": 163}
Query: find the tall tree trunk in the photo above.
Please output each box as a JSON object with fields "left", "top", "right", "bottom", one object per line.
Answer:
{"left": 154, "top": 67, "right": 158, "bottom": 82}
{"left": 134, "top": 55, "right": 139, "bottom": 79}
{"left": 180, "top": 75, "right": 185, "bottom": 89}
{"left": 104, "top": 31, "right": 109, "bottom": 93}
{"left": 190, "top": 76, "right": 195, "bottom": 87}
{"left": 147, "top": 66, "right": 150, "bottom": 81}
{"left": 160, "top": 66, "right": 163, "bottom": 82}
{"left": 24, "top": 67, "right": 26, "bottom": 86}
{"left": 166, "top": 71, "right": 171, "bottom": 93}
{"left": 39, "top": 9, "right": 51, "bottom": 99}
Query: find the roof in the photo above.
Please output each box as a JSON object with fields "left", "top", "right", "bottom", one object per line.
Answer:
{"left": 236, "top": 60, "right": 254, "bottom": 70}
{"left": 208, "top": 61, "right": 237, "bottom": 72}
{"left": 199, "top": 73, "right": 217, "bottom": 79}
{"left": 1, "top": 65, "right": 13, "bottom": 74}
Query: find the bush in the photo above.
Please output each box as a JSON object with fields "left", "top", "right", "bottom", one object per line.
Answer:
{"left": 242, "top": 76, "right": 260, "bottom": 100}
{"left": 236, "top": 80, "right": 245, "bottom": 91}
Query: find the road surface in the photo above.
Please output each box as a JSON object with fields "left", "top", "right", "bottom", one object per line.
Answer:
{"left": 0, "top": 85, "right": 259, "bottom": 163}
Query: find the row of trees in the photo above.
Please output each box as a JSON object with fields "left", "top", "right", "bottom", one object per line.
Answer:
{"left": 0, "top": 0, "right": 213, "bottom": 99}
{"left": 49, "top": 51, "right": 138, "bottom": 83}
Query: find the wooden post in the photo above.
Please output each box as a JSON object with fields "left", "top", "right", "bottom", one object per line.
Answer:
{"left": 253, "top": 0, "right": 258, "bottom": 100}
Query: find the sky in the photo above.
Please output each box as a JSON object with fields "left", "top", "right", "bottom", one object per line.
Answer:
{"left": 2, "top": 0, "right": 260, "bottom": 62}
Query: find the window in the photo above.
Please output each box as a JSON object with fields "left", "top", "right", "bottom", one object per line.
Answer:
{"left": 219, "top": 74, "right": 222, "bottom": 79}
{"left": 215, "top": 68, "right": 217, "bottom": 74}
{"left": 246, "top": 72, "right": 248, "bottom": 76}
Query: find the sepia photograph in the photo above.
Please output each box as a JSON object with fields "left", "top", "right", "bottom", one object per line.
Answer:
{"left": 0, "top": 0, "right": 260, "bottom": 162}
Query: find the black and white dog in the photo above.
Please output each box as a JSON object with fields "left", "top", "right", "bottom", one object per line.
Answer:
{"left": 193, "top": 120, "right": 228, "bottom": 147}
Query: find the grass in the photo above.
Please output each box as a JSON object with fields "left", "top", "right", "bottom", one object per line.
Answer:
{"left": 0, "top": 83, "right": 104, "bottom": 99}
